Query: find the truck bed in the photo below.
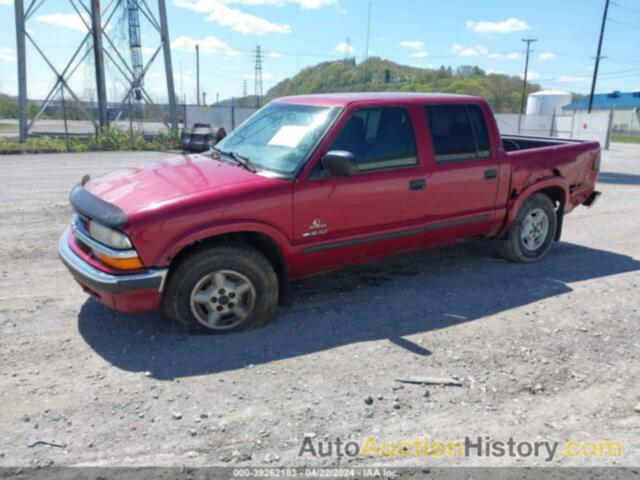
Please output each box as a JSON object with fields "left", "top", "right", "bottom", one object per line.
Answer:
{"left": 500, "top": 134, "right": 601, "bottom": 213}
{"left": 501, "top": 134, "right": 586, "bottom": 152}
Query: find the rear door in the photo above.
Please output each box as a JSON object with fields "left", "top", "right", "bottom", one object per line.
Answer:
{"left": 421, "top": 103, "right": 500, "bottom": 235}
{"left": 292, "top": 105, "right": 428, "bottom": 272}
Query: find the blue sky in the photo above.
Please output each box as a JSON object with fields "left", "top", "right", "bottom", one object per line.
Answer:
{"left": 0, "top": 0, "right": 639, "bottom": 103}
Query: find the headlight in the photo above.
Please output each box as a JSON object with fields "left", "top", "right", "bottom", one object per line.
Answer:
{"left": 89, "top": 221, "right": 132, "bottom": 249}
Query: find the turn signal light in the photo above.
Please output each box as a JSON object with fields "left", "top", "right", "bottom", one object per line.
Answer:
{"left": 98, "top": 253, "right": 143, "bottom": 270}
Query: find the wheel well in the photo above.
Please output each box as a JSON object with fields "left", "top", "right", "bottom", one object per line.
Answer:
{"left": 536, "top": 186, "right": 565, "bottom": 241}
{"left": 170, "top": 232, "right": 290, "bottom": 304}
{"left": 537, "top": 186, "right": 565, "bottom": 208}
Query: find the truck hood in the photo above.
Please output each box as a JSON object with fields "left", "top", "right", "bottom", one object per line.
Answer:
{"left": 85, "top": 154, "right": 263, "bottom": 215}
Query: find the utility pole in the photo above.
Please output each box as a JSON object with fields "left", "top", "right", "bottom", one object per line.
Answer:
{"left": 179, "top": 61, "right": 183, "bottom": 104}
{"left": 254, "top": 45, "right": 263, "bottom": 107}
{"left": 91, "top": 0, "right": 108, "bottom": 130}
{"left": 14, "top": 0, "right": 27, "bottom": 141}
{"left": 196, "top": 44, "right": 200, "bottom": 105}
{"left": 520, "top": 38, "right": 537, "bottom": 115}
{"left": 588, "top": 0, "right": 610, "bottom": 113}
{"left": 158, "top": 0, "right": 178, "bottom": 132}
{"left": 362, "top": 2, "right": 372, "bottom": 89}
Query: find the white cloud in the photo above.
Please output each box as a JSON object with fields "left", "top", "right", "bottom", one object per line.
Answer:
{"left": 174, "top": 0, "right": 290, "bottom": 35}
{"left": 268, "top": 51, "right": 282, "bottom": 58}
{"left": 227, "top": 0, "right": 336, "bottom": 7}
{"left": 450, "top": 43, "right": 488, "bottom": 57}
{"left": 409, "top": 51, "right": 428, "bottom": 58}
{"left": 520, "top": 70, "right": 541, "bottom": 80}
{"left": 294, "top": 0, "right": 336, "bottom": 8}
{"left": 488, "top": 52, "right": 520, "bottom": 60}
{"left": 451, "top": 44, "right": 519, "bottom": 60}
{"left": 335, "top": 42, "right": 355, "bottom": 54}
{"left": 399, "top": 40, "right": 424, "bottom": 50}
{"left": 0, "top": 0, "right": 13, "bottom": 5}
{"left": 171, "top": 35, "right": 239, "bottom": 56}
{"left": 466, "top": 17, "right": 530, "bottom": 34}
{"left": 557, "top": 75, "right": 590, "bottom": 83}
{"left": 36, "top": 12, "right": 90, "bottom": 33}
{"left": 0, "top": 47, "right": 15, "bottom": 62}
{"left": 538, "top": 52, "right": 557, "bottom": 61}
{"left": 141, "top": 46, "right": 157, "bottom": 55}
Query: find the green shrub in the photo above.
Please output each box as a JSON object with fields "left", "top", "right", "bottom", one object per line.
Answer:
{"left": 0, "top": 127, "right": 182, "bottom": 155}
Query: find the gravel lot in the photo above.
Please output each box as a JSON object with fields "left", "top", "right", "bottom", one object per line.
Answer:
{"left": 0, "top": 145, "right": 638, "bottom": 469}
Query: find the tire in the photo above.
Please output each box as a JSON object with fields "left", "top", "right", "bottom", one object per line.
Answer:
{"left": 497, "top": 193, "right": 557, "bottom": 263}
{"left": 163, "top": 243, "right": 279, "bottom": 333}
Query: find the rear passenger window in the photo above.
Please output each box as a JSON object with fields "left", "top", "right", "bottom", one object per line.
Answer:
{"left": 425, "top": 104, "right": 491, "bottom": 162}
{"left": 467, "top": 105, "right": 490, "bottom": 158}
{"left": 329, "top": 107, "right": 417, "bottom": 172}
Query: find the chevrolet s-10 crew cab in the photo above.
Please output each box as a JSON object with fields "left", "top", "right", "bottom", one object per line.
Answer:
{"left": 59, "top": 93, "right": 601, "bottom": 333}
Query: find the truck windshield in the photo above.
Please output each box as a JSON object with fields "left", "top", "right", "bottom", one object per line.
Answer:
{"left": 214, "top": 102, "right": 339, "bottom": 176}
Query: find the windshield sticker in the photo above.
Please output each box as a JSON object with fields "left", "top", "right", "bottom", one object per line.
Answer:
{"left": 267, "top": 125, "right": 309, "bottom": 148}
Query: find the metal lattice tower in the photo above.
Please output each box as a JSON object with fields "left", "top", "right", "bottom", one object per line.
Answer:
{"left": 12, "top": 0, "right": 178, "bottom": 140}
{"left": 254, "top": 45, "right": 263, "bottom": 101}
{"left": 344, "top": 36, "right": 351, "bottom": 60}
{"left": 242, "top": 79, "right": 247, "bottom": 97}
{"left": 126, "top": 0, "right": 144, "bottom": 101}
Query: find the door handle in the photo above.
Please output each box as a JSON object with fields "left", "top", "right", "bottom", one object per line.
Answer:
{"left": 409, "top": 179, "right": 426, "bottom": 191}
{"left": 484, "top": 169, "right": 498, "bottom": 180}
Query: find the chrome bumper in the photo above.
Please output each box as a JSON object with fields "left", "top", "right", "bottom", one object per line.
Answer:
{"left": 58, "top": 228, "right": 168, "bottom": 293}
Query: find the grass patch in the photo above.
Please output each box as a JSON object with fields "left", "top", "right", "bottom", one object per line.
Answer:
{"left": 611, "top": 134, "right": 640, "bottom": 145}
{"left": 0, "top": 127, "right": 180, "bottom": 154}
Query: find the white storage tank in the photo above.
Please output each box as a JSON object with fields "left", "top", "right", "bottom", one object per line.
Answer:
{"left": 526, "top": 90, "right": 572, "bottom": 115}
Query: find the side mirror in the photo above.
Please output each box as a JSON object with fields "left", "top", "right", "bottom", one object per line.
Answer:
{"left": 321, "top": 150, "right": 358, "bottom": 177}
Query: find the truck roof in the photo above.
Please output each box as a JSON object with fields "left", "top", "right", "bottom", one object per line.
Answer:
{"left": 275, "top": 92, "right": 483, "bottom": 107}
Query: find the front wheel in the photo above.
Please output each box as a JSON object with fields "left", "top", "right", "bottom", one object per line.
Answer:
{"left": 163, "top": 244, "right": 279, "bottom": 333}
{"left": 497, "top": 193, "right": 557, "bottom": 263}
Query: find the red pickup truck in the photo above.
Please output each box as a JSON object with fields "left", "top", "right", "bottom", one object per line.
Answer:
{"left": 59, "top": 93, "right": 601, "bottom": 333}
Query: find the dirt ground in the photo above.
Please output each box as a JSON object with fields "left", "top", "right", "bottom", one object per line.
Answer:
{"left": 0, "top": 145, "right": 638, "bottom": 469}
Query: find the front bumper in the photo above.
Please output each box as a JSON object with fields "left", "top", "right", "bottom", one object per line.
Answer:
{"left": 58, "top": 228, "right": 168, "bottom": 312}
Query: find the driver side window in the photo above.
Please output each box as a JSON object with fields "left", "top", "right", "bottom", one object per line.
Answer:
{"left": 328, "top": 107, "right": 418, "bottom": 173}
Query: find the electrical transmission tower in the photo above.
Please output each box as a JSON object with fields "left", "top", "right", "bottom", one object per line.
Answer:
{"left": 126, "top": 0, "right": 144, "bottom": 102}
{"left": 254, "top": 45, "right": 263, "bottom": 106}
{"left": 242, "top": 79, "right": 248, "bottom": 97}
{"left": 344, "top": 36, "right": 351, "bottom": 60}
{"left": 13, "top": 0, "right": 178, "bottom": 141}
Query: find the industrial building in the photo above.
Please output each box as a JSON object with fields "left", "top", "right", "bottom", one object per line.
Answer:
{"left": 562, "top": 91, "right": 640, "bottom": 133}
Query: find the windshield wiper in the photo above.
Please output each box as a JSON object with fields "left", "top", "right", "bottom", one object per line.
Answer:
{"left": 212, "top": 147, "right": 258, "bottom": 173}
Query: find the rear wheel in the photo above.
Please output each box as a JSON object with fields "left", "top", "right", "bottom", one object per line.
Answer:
{"left": 497, "top": 193, "right": 557, "bottom": 263}
{"left": 163, "top": 244, "right": 278, "bottom": 333}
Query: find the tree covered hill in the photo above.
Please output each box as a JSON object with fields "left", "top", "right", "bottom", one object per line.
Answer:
{"left": 266, "top": 57, "right": 541, "bottom": 113}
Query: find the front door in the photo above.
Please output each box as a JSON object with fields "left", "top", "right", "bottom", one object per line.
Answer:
{"left": 293, "top": 106, "right": 428, "bottom": 274}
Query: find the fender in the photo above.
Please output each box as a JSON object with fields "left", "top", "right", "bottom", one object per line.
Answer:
{"left": 154, "top": 219, "right": 294, "bottom": 267}
{"left": 497, "top": 177, "right": 569, "bottom": 238}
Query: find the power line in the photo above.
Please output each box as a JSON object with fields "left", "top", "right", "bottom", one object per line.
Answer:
{"left": 610, "top": 0, "right": 640, "bottom": 14}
